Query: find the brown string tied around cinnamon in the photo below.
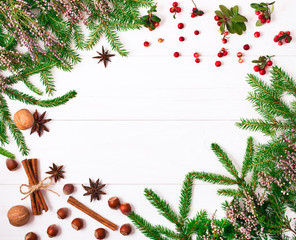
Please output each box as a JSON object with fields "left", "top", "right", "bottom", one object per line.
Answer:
{"left": 20, "top": 177, "right": 60, "bottom": 200}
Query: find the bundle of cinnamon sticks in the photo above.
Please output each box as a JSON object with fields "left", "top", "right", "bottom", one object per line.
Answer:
{"left": 22, "top": 159, "right": 48, "bottom": 215}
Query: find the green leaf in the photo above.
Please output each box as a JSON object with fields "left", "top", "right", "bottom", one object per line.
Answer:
{"left": 151, "top": 15, "right": 161, "bottom": 23}
{"left": 256, "top": 20, "right": 264, "bottom": 27}
{"left": 219, "top": 5, "right": 231, "bottom": 17}
{"left": 250, "top": 3, "right": 260, "bottom": 9}
{"left": 219, "top": 22, "right": 225, "bottom": 34}
{"left": 232, "top": 5, "right": 239, "bottom": 15}
{"left": 215, "top": 10, "right": 224, "bottom": 18}
{"left": 231, "top": 15, "right": 248, "bottom": 23}
{"left": 231, "top": 22, "right": 243, "bottom": 35}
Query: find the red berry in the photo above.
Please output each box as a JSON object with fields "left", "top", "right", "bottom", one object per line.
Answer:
{"left": 215, "top": 61, "right": 221, "bottom": 67}
{"left": 179, "top": 36, "right": 185, "bottom": 42}
{"left": 143, "top": 41, "right": 149, "bottom": 47}
{"left": 285, "top": 31, "right": 291, "bottom": 35}
{"left": 254, "top": 65, "right": 260, "bottom": 72}
{"left": 237, "top": 52, "right": 243, "bottom": 58}
{"left": 266, "top": 60, "right": 273, "bottom": 66}
{"left": 238, "top": 59, "right": 243, "bottom": 63}
{"left": 195, "top": 58, "right": 200, "bottom": 63}
{"left": 170, "top": 7, "right": 175, "bottom": 13}
{"left": 223, "top": 50, "right": 228, "bottom": 56}
{"left": 223, "top": 32, "right": 229, "bottom": 36}
{"left": 192, "top": 8, "right": 197, "bottom": 11}
{"left": 266, "top": 19, "right": 271, "bottom": 23}
{"left": 172, "top": 2, "right": 178, "bottom": 7}
{"left": 258, "top": 15, "right": 263, "bottom": 20}
{"left": 191, "top": 13, "right": 196, "bottom": 18}
{"left": 278, "top": 41, "right": 283, "bottom": 46}
{"left": 243, "top": 44, "right": 250, "bottom": 50}
{"left": 255, "top": 11, "right": 260, "bottom": 15}
{"left": 177, "top": 23, "right": 184, "bottom": 29}
{"left": 217, "top": 22, "right": 222, "bottom": 26}
{"left": 193, "top": 52, "right": 199, "bottom": 58}
{"left": 214, "top": 15, "right": 220, "bottom": 21}
{"left": 194, "top": 30, "right": 200, "bottom": 35}
{"left": 176, "top": 7, "right": 181, "bottom": 13}
{"left": 259, "top": 69, "right": 266, "bottom": 75}
{"left": 279, "top": 31, "right": 284, "bottom": 36}
{"left": 285, "top": 36, "right": 292, "bottom": 43}
{"left": 174, "top": 52, "right": 180, "bottom": 58}
{"left": 260, "top": 18, "right": 266, "bottom": 23}
{"left": 222, "top": 38, "right": 227, "bottom": 44}
{"left": 254, "top": 32, "right": 260, "bottom": 38}
{"left": 217, "top": 52, "right": 223, "bottom": 58}
{"left": 154, "top": 22, "right": 159, "bottom": 27}
{"left": 273, "top": 35, "right": 279, "bottom": 42}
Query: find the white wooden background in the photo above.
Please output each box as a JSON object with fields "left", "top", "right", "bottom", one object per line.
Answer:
{"left": 1, "top": 0, "right": 296, "bottom": 239}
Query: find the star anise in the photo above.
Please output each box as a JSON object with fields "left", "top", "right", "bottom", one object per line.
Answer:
{"left": 46, "top": 163, "right": 65, "bottom": 183}
{"left": 82, "top": 178, "right": 106, "bottom": 202}
{"left": 93, "top": 46, "right": 115, "bottom": 68}
{"left": 30, "top": 110, "right": 51, "bottom": 137}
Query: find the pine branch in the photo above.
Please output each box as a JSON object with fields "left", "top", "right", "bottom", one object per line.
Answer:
{"left": 217, "top": 188, "right": 244, "bottom": 198}
{"left": 23, "top": 79, "right": 44, "bottom": 96}
{"left": 186, "top": 210, "right": 208, "bottom": 236}
{"left": 211, "top": 143, "right": 239, "bottom": 179}
{"left": 40, "top": 69, "right": 55, "bottom": 96}
{"left": 155, "top": 225, "right": 181, "bottom": 239}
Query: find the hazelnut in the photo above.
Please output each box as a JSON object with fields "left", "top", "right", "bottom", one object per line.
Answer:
{"left": 6, "top": 159, "right": 18, "bottom": 171}
{"left": 57, "top": 208, "right": 68, "bottom": 219}
{"left": 120, "top": 203, "right": 132, "bottom": 216}
{"left": 120, "top": 224, "right": 132, "bottom": 236}
{"left": 63, "top": 184, "right": 74, "bottom": 195}
{"left": 13, "top": 109, "right": 34, "bottom": 130}
{"left": 47, "top": 224, "right": 59, "bottom": 238}
{"left": 71, "top": 218, "right": 84, "bottom": 231}
{"left": 25, "top": 232, "right": 38, "bottom": 240}
{"left": 108, "top": 196, "right": 120, "bottom": 209}
{"left": 94, "top": 228, "right": 107, "bottom": 239}
{"left": 7, "top": 205, "right": 30, "bottom": 227}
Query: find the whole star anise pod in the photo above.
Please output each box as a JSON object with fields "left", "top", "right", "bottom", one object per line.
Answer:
{"left": 82, "top": 178, "right": 106, "bottom": 202}
{"left": 93, "top": 46, "right": 115, "bottom": 68}
{"left": 30, "top": 110, "right": 51, "bottom": 137}
{"left": 46, "top": 163, "right": 65, "bottom": 183}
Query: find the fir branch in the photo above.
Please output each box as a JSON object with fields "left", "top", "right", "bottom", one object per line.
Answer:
{"left": 179, "top": 173, "right": 193, "bottom": 223}
{"left": 155, "top": 225, "right": 181, "bottom": 239}
{"left": 190, "top": 171, "right": 238, "bottom": 185}
{"left": 0, "top": 146, "right": 15, "bottom": 159}
{"left": 186, "top": 210, "right": 208, "bottom": 236}
{"left": 4, "top": 88, "right": 77, "bottom": 107}
{"left": 129, "top": 212, "right": 167, "bottom": 240}
{"left": 144, "top": 188, "right": 181, "bottom": 227}
{"left": 23, "top": 79, "right": 44, "bottom": 96}
{"left": 211, "top": 143, "right": 239, "bottom": 179}
{"left": 40, "top": 69, "right": 55, "bottom": 96}
{"left": 217, "top": 188, "right": 244, "bottom": 198}
{"left": 241, "top": 137, "right": 254, "bottom": 179}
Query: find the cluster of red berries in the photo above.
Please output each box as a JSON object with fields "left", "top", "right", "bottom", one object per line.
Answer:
{"left": 217, "top": 48, "right": 228, "bottom": 58}
{"left": 214, "top": 15, "right": 222, "bottom": 26}
{"left": 193, "top": 52, "right": 200, "bottom": 63}
{"left": 170, "top": 2, "right": 181, "bottom": 18}
{"left": 191, "top": 7, "right": 204, "bottom": 18}
{"left": 222, "top": 32, "right": 229, "bottom": 44}
{"left": 255, "top": 11, "right": 271, "bottom": 24}
{"left": 252, "top": 55, "right": 274, "bottom": 75}
{"left": 237, "top": 52, "right": 243, "bottom": 63}
{"left": 274, "top": 31, "right": 292, "bottom": 46}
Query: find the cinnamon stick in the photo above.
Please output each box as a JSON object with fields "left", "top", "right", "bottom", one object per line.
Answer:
{"left": 27, "top": 159, "right": 38, "bottom": 215}
{"left": 67, "top": 196, "right": 118, "bottom": 231}
{"left": 21, "top": 159, "right": 48, "bottom": 212}
{"left": 31, "top": 158, "right": 41, "bottom": 215}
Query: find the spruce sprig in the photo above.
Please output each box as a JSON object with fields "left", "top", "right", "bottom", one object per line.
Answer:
{"left": 129, "top": 173, "right": 236, "bottom": 239}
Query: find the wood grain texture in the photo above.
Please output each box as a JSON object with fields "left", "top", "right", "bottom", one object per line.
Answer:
{"left": 1, "top": 0, "right": 296, "bottom": 238}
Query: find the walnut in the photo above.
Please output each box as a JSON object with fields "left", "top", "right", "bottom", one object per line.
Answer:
{"left": 13, "top": 109, "right": 34, "bottom": 130}
{"left": 7, "top": 205, "right": 30, "bottom": 227}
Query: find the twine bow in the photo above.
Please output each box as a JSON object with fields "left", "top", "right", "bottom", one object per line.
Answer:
{"left": 20, "top": 177, "right": 60, "bottom": 200}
